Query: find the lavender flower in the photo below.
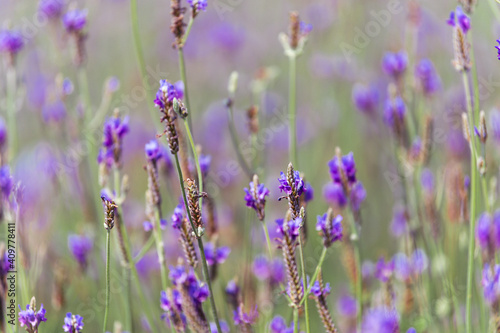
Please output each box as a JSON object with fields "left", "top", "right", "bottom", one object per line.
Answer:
{"left": 145, "top": 140, "right": 162, "bottom": 162}
{"left": 328, "top": 152, "right": 357, "bottom": 187}
{"left": 62, "top": 313, "right": 84, "bottom": 333}
{"left": 210, "top": 321, "right": 230, "bottom": 333}
{"left": 374, "top": 257, "right": 395, "bottom": 283}
{"left": 0, "top": 29, "right": 24, "bottom": 56}
{"left": 361, "top": 307, "right": 400, "bottom": 333}
{"left": 337, "top": 294, "right": 357, "bottom": 317}
{"left": 496, "top": 40, "right": 500, "bottom": 60}
{"left": 316, "top": 209, "right": 343, "bottom": 247}
{"left": 303, "top": 182, "right": 314, "bottom": 202}
{"left": 415, "top": 59, "right": 441, "bottom": 96}
{"left": 252, "top": 256, "right": 285, "bottom": 284}
{"left": 311, "top": 274, "right": 338, "bottom": 333}
{"left": 204, "top": 242, "right": 230, "bottom": 266}
{"left": 382, "top": 51, "right": 408, "bottom": 78}
{"left": 171, "top": 204, "right": 198, "bottom": 268}
{"left": 244, "top": 175, "right": 270, "bottom": 220}
{"left": 68, "top": 235, "right": 93, "bottom": 269}
{"left": 323, "top": 183, "right": 347, "bottom": 208}
{"left": 482, "top": 263, "right": 500, "bottom": 305}
{"left": 160, "top": 289, "right": 186, "bottom": 331}
{"left": 276, "top": 217, "right": 301, "bottom": 243}
{"left": 97, "top": 114, "right": 129, "bottom": 168}
{"left": 384, "top": 96, "right": 406, "bottom": 127}
{"left": 447, "top": 6, "right": 470, "bottom": 34}
{"left": 63, "top": 9, "right": 87, "bottom": 32}
{"left": 352, "top": 83, "right": 379, "bottom": 114}
{"left": 0, "top": 166, "right": 13, "bottom": 198}
{"left": 39, "top": 0, "right": 64, "bottom": 19}
{"left": 225, "top": 279, "right": 240, "bottom": 309}
{"left": 278, "top": 163, "right": 304, "bottom": 219}
{"left": 143, "top": 221, "right": 153, "bottom": 232}
{"left": 233, "top": 304, "right": 258, "bottom": 329}
{"left": 187, "top": 0, "right": 208, "bottom": 12}
{"left": 154, "top": 80, "right": 184, "bottom": 109}
{"left": 270, "top": 315, "right": 295, "bottom": 333}
{"left": 390, "top": 206, "right": 408, "bottom": 237}
{"left": 18, "top": 298, "right": 47, "bottom": 332}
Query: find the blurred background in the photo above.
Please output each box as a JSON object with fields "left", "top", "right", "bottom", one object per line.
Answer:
{"left": 1, "top": 0, "right": 500, "bottom": 331}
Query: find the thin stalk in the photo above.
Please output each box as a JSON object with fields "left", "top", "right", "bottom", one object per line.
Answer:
{"left": 462, "top": 71, "right": 477, "bottom": 333}
{"left": 262, "top": 222, "right": 274, "bottom": 259}
{"left": 299, "top": 247, "right": 327, "bottom": 306}
{"left": 133, "top": 234, "right": 155, "bottom": 263}
{"left": 226, "top": 102, "right": 253, "bottom": 178}
{"left": 178, "top": 49, "right": 193, "bottom": 131}
{"left": 293, "top": 308, "right": 299, "bottom": 333}
{"left": 288, "top": 55, "right": 297, "bottom": 167}
{"left": 129, "top": 0, "right": 160, "bottom": 129}
{"left": 346, "top": 208, "right": 362, "bottom": 328}
{"left": 6, "top": 67, "right": 17, "bottom": 158}
{"left": 153, "top": 207, "right": 169, "bottom": 290}
{"left": 77, "top": 68, "right": 92, "bottom": 124}
{"left": 182, "top": 119, "right": 204, "bottom": 208}
{"left": 297, "top": 234, "right": 310, "bottom": 333}
{"left": 174, "top": 154, "right": 223, "bottom": 333}
{"left": 103, "top": 229, "right": 111, "bottom": 333}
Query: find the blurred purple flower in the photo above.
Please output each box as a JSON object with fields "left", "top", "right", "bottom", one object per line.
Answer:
{"left": 352, "top": 83, "right": 378, "bottom": 114}
{"left": 323, "top": 183, "right": 347, "bottom": 207}
{"left": 329, "top": 152, "right": 357, "bottom": 186}
{"left": 210, "top": 321, "right": 230, "bottom": 333}
{"left": 62, "top": 9, "right": 88, "bottom": 33}
{"left": 154, "top": 80, "right": 184, "bottom": 109}
{"left": 311, "top": 280, "right": 331, "bottom": 298}
{"left": 374, "top": 257, "right": 394, "bottom": 283}
{"left": 244, "top": 178, "right": 269, "bottom": 220}
{"left": 42, "top": 100, "right": 66, "bottom": 123}
{"left": 233, "top": 304, "right": 258, "bottom": 326}
{"left": 382, "top": 51, "right": 408, "bottom": 78}
{"left": 384, "top": 96, "right": 406, "bottom": 127}
{"left": 421, "top": 168, "right": 434, "bottom": 193}
{"left": 415, "top": 58, "right": 441, "bottom": 96}
{"left": 0, "top": 29, "right": 24, "bottom": 55}
{"left": 316, "top": 212, "right": 343, "bottom": 247}
{"left": 275, "top": 217, "right": 301, "bottom": 243}
{"left": 68, "top": 234, "right": 93, "bottom": 268}
{"left": 390, "top": 206, "right": 407, "bottom": 237}
{"left": 361, "top": 307, "right": 399, "bottom": 333}
{"left": 0, "top": 166, "right": 13, "bottom": 198}
{"left": 337, "top": 293, "right": 357, "bottom": 317}
{"left": 143, "top": 221, "right": 153, "bottom": 232}
{"left": 204, "top": 242, "right": 230, "bottom": 266}
{"left": 171, "top": 204, "right": 184, "bottom": 230}
{"left": 482, "top": 263, "right": 500, "bottom": 305}
{"left": 39, "top": 0, "right": 64, "bottom": 19}
{"left": 447, "top": 6, "right": 470, "bottom": 34}
{"left": 303, "top": 182, "right": 314, "bottom": 202}
{"left": 145, "top": 140, "right": 162, "bottom": 162}
{"left": 187, "top": 0, "right": 207, "bottom": 11}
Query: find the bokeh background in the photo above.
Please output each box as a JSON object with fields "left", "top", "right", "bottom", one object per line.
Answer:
{"left": 1, "top": 0, "right": 500, "bottom": 332}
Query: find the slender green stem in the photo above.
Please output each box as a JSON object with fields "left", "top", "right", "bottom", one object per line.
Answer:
{"left": 133, "top": 234, "right": 155, "bottom": 263}
{"left": 178, "top": 50, "right": 193, "bottom": 131}
{"left": 129, "top": 0, "right": 160, "bottom": 130}
{"left": 6, "top": 67, "right": 17, "bottom": 159}
{"left": 297, "top": 234, "right": 310, "bottom": 333}
{"left": 293, "top": 308, "right": 299, "bottom": 333}
{"left": 288, "top": 55, "right": 297, "bottom": 167}
{"left": 103, "top": 230, "right": 111, "bottom": 333}
{"left": 299, "top": 247, "right": 327, "bottom": 306}
{"left": 174, "top": 154, "right": 223, "bottom": 333}
{"left": 347, "top": 209, "right": 362, "bottom": 328}
{"left": 226, "top": 102, "right": 253, "bottom": 178}
{"left": 462, "top": 71, "right": 477, "bottom": 333}
{"left": 182, "top": 18, "right": 194, "bottom": 45}
{"left": 262, "top": 223, "right": 274, "bottom": 259}
{"left": 77, "top": 68, "right": 92, "bottom": 124}
{"left": 123, "top": 266, "right": 132, "bottom": 331}
{"left": 153, "top": 206, "right": 169, "bottom": 290}
{"left": 182, "top": 119, "right": 204, "bottom": 208}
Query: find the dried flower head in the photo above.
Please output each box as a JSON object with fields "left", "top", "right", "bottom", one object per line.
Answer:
{"left": 170, "top": 0, "right": 186, "bottom": 48}
{"left": 155, "top": 80, "right": 184, "bottom": 154}
{"left": 101, "top": 196, "right": 117, "bottom": 230}
{"left": 310, "top": 272, "right": 338, "bottom": 333}
{"left": 186, "top": 178, "right": 206, "bottom": 233}
{"left": 278, "top": 163, "right": 304, "bottom": 219}
{"left": 452, "top": 26, "right": 471, "bottom": 72}
{"left": 244, "top": 174, "right": 270, "bottom": 221}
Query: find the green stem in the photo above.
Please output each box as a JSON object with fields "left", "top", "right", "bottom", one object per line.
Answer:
{"left": 133, "top": 234, "right": 155, "bottom": 263}
{"left": 123, "top": 266, "right": 132, "bottom": 331}
{"left": 347, "top": 209, "right": 362, "bottom": 328}
{"left": 173, "top": 154, "right": 223, "bottom": 333}
{"left": 178, "top": 49, "right": 193, "bottom": 131}
{"left": 77, "top": 68, "right": 92, "bottom": 124}
{"left": 297, "top": 234, "right": 310, "bottom": 333}
{"left": 288, "top": 55, "right": 297, "bottom": 167}
{"left": 6, "top": 66, "right": 17, "bottom": 159}
{"left": 463, "top": 71, "right": 477, "bottom": 333}
{"left": 129, "top": 0, "right": 160, "bottom": 130}
{"left": 226, "top": 102, "right": 253, "bottom": 178}
{"left": 153, "top": 206, "right": 169, "bottom": 290}
{"left": 262, "top": 222, "right": 274, "bottom": 259}
{"left": 182, "top": 119, "right": 204, "bottom": 208}
{"left": 300, "top": 247, "right": 327, "bottom": 306}
{"left": 293, "top": 308, "right": 299, "bottom": 333}
{"left": 103, "top": 230, "right": 111, "bottom": 333}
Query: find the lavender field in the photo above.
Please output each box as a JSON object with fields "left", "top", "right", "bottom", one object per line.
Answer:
{"left": 2, "top": 0, "right": 500, "bottom": 332}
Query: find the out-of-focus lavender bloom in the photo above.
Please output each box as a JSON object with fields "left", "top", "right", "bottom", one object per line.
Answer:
{"left": 496, "top": 40, "right": 500, "bottom": 60}
{"left": 411, "top": 248, "right": 428, "bottom": 274}
{"left": 199, "top": 154, "right": 211, "bottom": 175}
{"left": 244, "top": 176, "right": 270, "bottom": 221}
{"left": 384, "top": 96, "right": 406, "bottom": 127}
{"left": 171, "top": 204, "right": 184, "bottom": 229}
{"left": 187, "top": 0, "right": 208, "bottom": 11}
{"left": 68, "top": 234, "right": 93, "bottom": 269}
{"left": 382, "top": 51, "right": 408, "bottom": 78}
{"left": 390, "top": 206, "right": 408, "bottom": 237}
{"left": 145, "top": 140, "right": 162, "bottom": 162}
{"left": 18, "top": 301, "right": 47, "bottom": 330}
{"left": 482, "top": 263, "right": 500, "bottom": 305}
{"left": 361, "top": 307, "right": 399, "bottom": 333}
{"left": 407, "top": 328, "right": 417, "bottom": 333}
{"left": 278, "top": 170, "right": 304, "bottom": 196}
{"left": 476, "top": 212, "right": 493, "bottom": 250}
{"left": 0, "top": 29, "right": 24, "bottom": 55}
{"left": 316, "top": 211, "right": 343, "bottom": 247}
{"left": 447, "top": 6, "right": 470, "bottom": 34}
{"left": 39, "top": 0, "right": 64, "bottom": 19}
{"left": 362, "top": 261, "right": 375, "bottom": 280}
{"left": 329, "top": 152, "right": 357, "bottom": 186}
{"left": 160, "top": 289, "right": 185, "bottom": 329}
{"left": 225, "top": 279, "right": 239, "bottom": 308}
{"left": 415, "top": 59, "right": 441, "bottom": 96}
{"left": 0, "top": 166, "right": 13, "bottom": 198}
{"left": 252, "top": 255, "right": 285, "bottom": 284}
{"left": 270, "top": 315, "right": 295, "bottom": 333}
{"left": 98, "top": 115, "right": 129, "bottom": 167}
{"left": 0, "top": 117, "right": 7, "bottom": 150}
{"left": 210, "top": 321, "right": 230, "bottom": 333}
{"left": 323, "top": 183, "right": 347, "bottom": 208}
{"left": 349, "top": 182, "right": 366, "bottom": 211}
{"left": 204, "top": 242, "right": 230, "bottom": 266}
{"left": 62, "top": 78, "right": 74, "bottom": 96}
{"left": 253, "top": 255, "right": 270, "bottom": 280}
{"left": 169, "top": 265, "right": 209, "bottom": 303}
{"left": 275, "top": 217, "right": 301, "bottom": 243}
{"left": 62, "top": 312, "right": 84, "bottom": 333}
{"left": 233, "top": 304, "right": 258, "bottom": 326}
{"left": 62, "top": 9, "right": 88, "bottom": 33}
{"left": 143, "top": 221, "right": 153, "bottom": 232}
{"left": 210, "top": 23, "right": 245, "bottom": 53}
{"left": 352, "top": 83, "right": 378, "bottom": 114}
{"left": 311, "top": 280, "right": 331, "bottom": 298}
{"left": 489, "top": 109, "right": 500, "bottom": 142}
{"left": 421, "top": 168, "right": 434, "bottom": 193}
{"left": 154, "top": 80, "right": 184, "bottom": 109}
{"left": 337, "top": 293, "right": 357, "bottom": 317}
{"left": 42, "top": 100, "right": 67, "bottom": 123}
{"left": 303, "top": 182, "right": 314, "bottom": 202}
{"left": 393, "top": 253, "right": 412, "bottom": 281}
{"left": 374, "top": 257, "right": 395, "bottom": 283}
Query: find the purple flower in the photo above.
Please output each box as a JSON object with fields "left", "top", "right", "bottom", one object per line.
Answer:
{"left": 407, "top": 328, "right": 417, "bottom": 333}
{"left": 275, "top": 218, "right": 301, "bottom": 243}
{"left": 482, "top": 264, "right": 500, "bottom": 305}
{"left": 303, "top": 182, "right": 314, "bottom": 202}
{"left": 62, "top": 9, "right": 88, "bottom": 33}
{"left": 421, "top": 168, "right": 434, "bottom": 193}
{"left": 253, "top": 255, "right": 270, "bottom": 280}
{"left": 68, "top": 235, "right": 93, "bottom": 268}
{"left": 352, "top": 83, "right": 379, "bottom": 114}
{"left": 187, "top": 0, "right": 208, "bottom": 11}
{"left": 143, "top": 221, "right": 153, "bottom": 232}
{"left": 476, "top": 212, "right": 493, "bottom": 250}
{"left": 316, "top": 212, "right": 343, "bottom": 247}
{"left": 447, "top": 6, "right": 470, "bottom": 34}
{"left": 384, "top": 96, "right": 406, "bottom": 127}
{"left": 350, "top": 181, "right": 366, "bottom": 211}
{"left": 225, "top": 279, "right": 239, "bottom": 300}
{"left": 0, "top": 166, "right": 13, "bottom": 198}
{"left": 310, "top": 280, "right": 331, "bottom": 298}
{"left": 382, "top": 51, "right": 408, "bottom": 78}
{"left": 393, "top": 253, "right": 412, "bottom": 281}
{"left": 374, "top": 257, "right": 395, "bottom": 283}
{"left": 0, "top": 252, "right": 9, "bottom": 279}
{"left": 328, "top": 152, "right": 357, "bottom": 186}
{"left": 169, "top": 265, "right": 209, "bottom": 304}
{"left": 270, "top": 315, "right": 295, "bottom": 333}
{"left": 337, "top": 294, "right": 357, "bottom": 317}
{"left": 300, "top": 21, "right": 313, "bottom": 35}
{"left": 323, "top": 182, "right": 347, "bottom": 208}
{"left": 154, "top": 80, "right": 184, "bottom": 109}
{"left": 361, "top": 307, "right": 400, "bottom": 333}
{"left": 244, "top": 177, "right": 270, "bottom": 220}
{"left": 62, "top": 312, "right": 84, "bottom": 333}
{"left": 270, "top": 259, "right": 285, "bottom": 284}
{"left": 210, "top": 321, "right": 230, "bottom": 333}
{"left": 415, "top": 59, "right": 441, "bottom": 96}
{"left": 204, "top": 242, "right": 230, "bottom": 266}
{"left": 411, "top": 248, "right": 428, "bottom": 275}
{"left": 18, "top": 302, "right": 47, "bottom": 330}
{"left": 98, "top": 115, "right": 129, "bottom": 167}
{"left": 278, "top": 171, "right": 304, "bottom": 196}
{"left": 496, "top": 40, "right": 500, "bottom": 61}
{"left": 39, "top": 0, "right": 64, "bottom": 19}
{"left": 0, "top": 116, "right": 7, "bottom": 150}
{"left": 390, "top": 206, "right": 407, "bottom": 237}
{"left": 199, "top": 154, "right": 211, "bottom": 175}
{"left": 233, "top": 304, "right": 258, "bottom": 326}
{"left": 171, "top": 204, "right": 184, "bottom": 229}
{"left": 145, "top": 140, "right": 162, "bottom": 162}
{"left": 0, "top": 29, "right": 24, "bottom": 55}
